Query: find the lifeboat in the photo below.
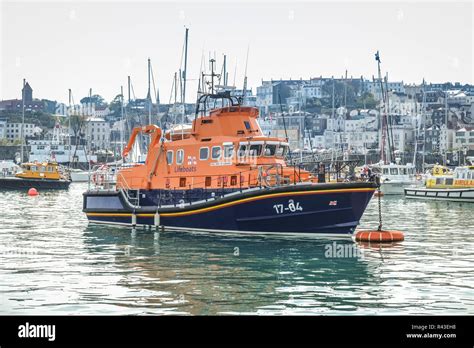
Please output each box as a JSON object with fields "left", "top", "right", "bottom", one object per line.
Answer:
{"left": 83, "top": 91, "right": 377, "bottom": 236}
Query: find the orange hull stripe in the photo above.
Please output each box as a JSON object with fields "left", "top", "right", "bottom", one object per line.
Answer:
{"left": 86, "top": 187, "right": 375, "bottom": 218}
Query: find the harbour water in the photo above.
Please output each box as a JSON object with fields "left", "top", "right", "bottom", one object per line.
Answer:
{"left": 0, "top": 183, "right": 473, "bottom": 315}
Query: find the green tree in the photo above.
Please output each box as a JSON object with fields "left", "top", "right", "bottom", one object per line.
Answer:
{"left": 80, "top": 94, "right": 106, "bottom": 107}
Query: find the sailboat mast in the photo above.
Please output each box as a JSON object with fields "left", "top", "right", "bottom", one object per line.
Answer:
{"left": 375, "top": 51, "right": 387, "bottom": 164}
{"left": 68, "top": 88, "right": 72, "bottom": 164}
{"left": 444, "top": 87, "right": 448, "bottom": 166}
{"left": 127, "top": 76, "right": 131, "bottom": 105}
{"left": 120, "top": 85, "right": 124, "bottom": 157}
{"left": 421, "top": 80, "right": 426, "bottom": 173}
{"left": 21, "top": 78, "right": 25, "bottom": 163}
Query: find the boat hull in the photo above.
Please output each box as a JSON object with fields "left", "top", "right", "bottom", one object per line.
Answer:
{"left": 404, "top": 187, "right": 474, "bottom": 203}
{"left": 0, "top": 177, "right": 71, "bottom": 190}
{"left": 83, "top": 182, "right": 376, "bottom": 236}
{"left": 70, "top": 170, "right": 90, "bottom": 182}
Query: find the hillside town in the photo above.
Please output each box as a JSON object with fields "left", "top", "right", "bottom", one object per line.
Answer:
{"left": 1, "top": 76, "right": 473, "bottom": 168}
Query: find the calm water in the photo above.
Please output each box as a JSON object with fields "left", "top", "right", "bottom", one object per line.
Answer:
{"left": 0, "top": 183, "right": 473, "bottom": 315}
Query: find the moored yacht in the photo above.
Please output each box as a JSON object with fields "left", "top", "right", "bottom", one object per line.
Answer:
{"left": 83, "top": 91, "right": 377, "bottom": 237}
{"left": 372, "top": 162, "right": 419, "bottom": 195}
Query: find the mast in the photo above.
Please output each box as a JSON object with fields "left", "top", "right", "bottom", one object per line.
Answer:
{"left": 444, "top": 87, "right": 448, "bottom": 166}
{"left": 182, "top": 27, "right": 189, "bottom": 106}
{"left": 20, "top": 78, "right": 25, "bottom": 164}
{"left": 223, "top": 54, "right": 227, "bottom": 86}
{"left": 421, "top": 79, "right": 426, "bottom": 173}
{"left": 242, "top": 46, "right": 250, "bottom": 103}
{"left": 120, "top": 85, "right": 125, "bottom": 157}
{"left": 147, "top": 58, "right": 152, "bottom": 125}
{"left": 375, "top": 51, "right": 388, "bottom": 164}
{"left": 68, "top": 88, "right": 72, "bottom": 165}
{"left": 127, "top": 75, "right": 131, "bottom": 105}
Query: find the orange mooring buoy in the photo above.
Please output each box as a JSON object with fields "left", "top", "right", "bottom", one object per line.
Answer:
{"left": 355, "top": 230, "right": 404, "bottom": 243}
{"left": 28, "top": 188, "right": 39, "bottom": 196}
{"left": 355, "top": 185, "right": 404, "bottom": 243}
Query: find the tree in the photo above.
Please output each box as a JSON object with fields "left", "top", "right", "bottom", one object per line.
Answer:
{"left": 108, "top": 94, "right": 123, "bottom": 118}
{"left": 80, "top": 94, "right": 106, "bottom": 107}
{"left": 356, "top": 92, "right": 377, "bottom": 109}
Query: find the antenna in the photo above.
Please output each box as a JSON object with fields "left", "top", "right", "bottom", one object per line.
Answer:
{"left": 182, "top": 27, "right": 189, "bottom": 105}
{"left": 241, "top": 45, "right": 250, "bottom": 102}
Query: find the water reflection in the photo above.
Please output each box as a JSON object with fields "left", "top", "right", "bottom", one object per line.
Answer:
{"left": 83, "top": 225, "right": 385, "bottom": 314}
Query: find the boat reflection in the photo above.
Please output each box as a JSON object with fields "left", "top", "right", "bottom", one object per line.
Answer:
{"left": 81, "top": 225, "right": 402, "bottom": 314}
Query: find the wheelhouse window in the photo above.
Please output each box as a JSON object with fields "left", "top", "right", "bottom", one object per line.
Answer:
{"left": 390, "top": 168, "right": 398, "bottom": 175}
{"left": 264, "top": 144, "right": 277, "bottom": 157}
{"left": 224, "top": 144, "right": 234, "bottom": 159}
{"left": 211, "top": 146, "right": 221, "bottom": 160}
{"left": 383, "top": 168, "right": 389, "bottom": 175}
{"left": 166, "top": 150, "right": 173, "bottom": 165}
{"left": 249, "top": 144, "right": 263, "bottom": 157}
{"left": 176, "top": 149, "right": 184, "bottom": 165}
{"left": 237, "top": 144, "right": 248, "bottom": 158}
{"left": 199, "top": 147, "right": 209, "bottom": 160}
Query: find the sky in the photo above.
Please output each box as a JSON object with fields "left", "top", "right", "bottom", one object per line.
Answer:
{"left": 0, "top": 0, "right": 473, "bottom": 104}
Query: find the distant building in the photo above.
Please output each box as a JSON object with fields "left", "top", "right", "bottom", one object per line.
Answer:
{"left": 0, "top": 120, "right": 6, "bottom": 139}
{"left": 454, "top": 127, "right": 474, "bottom": 151}
{"left": 94, "top": 106, "right": 111, "bottom": 118}
{"left": 22, "top": 82, "right": 33, "bottom": 103}
{"left": 5, "top": 122, "right": 37, "bottom": 140}
{"left": 0, "top": 82, "right": 44, "bottom": 111}
{"left": 85, "top": 117, "right": 110, "bottom": 150}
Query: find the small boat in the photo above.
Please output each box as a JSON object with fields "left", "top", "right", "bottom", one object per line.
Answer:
{"left": 0, "top": 161, "right": 71, "bottom": 190}
{"left": 70, "top": 168, "right": 90, "bottom": 182}
{"left": 372, "top": 162, "right": 419, "bottom": 195}
{"left": 0, "top": 160, "right": 21, "bottom": 177}
{"left": 404, "top": 165, "right": 474, "bottom": 202}
{"left": 83, "top": 90, "right": 377, "bottom": 237}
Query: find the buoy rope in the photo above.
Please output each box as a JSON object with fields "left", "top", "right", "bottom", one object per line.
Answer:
{"left": 377, "top": 186, "right": 383, "bottom": 231}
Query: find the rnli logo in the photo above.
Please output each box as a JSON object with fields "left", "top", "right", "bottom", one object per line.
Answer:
{"left": 187, "top": 156, "right": 197, "bottom": 165}
{"left": 329, "top": 201, "right": 338, "bottom": 206}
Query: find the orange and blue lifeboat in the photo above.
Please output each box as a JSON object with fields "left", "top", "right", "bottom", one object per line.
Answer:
{"left": 83, "top": 92, "right": 377, "bottom": 236}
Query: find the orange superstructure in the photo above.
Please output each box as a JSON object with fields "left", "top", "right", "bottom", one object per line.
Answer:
{"left": 117, "top": 94, "right": 312, "bottom": 191}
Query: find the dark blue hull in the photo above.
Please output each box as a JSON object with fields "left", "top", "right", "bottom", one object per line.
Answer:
{"left": 0, "top": 177, "right": 71, "bottom": 190}
{"left": 83, "top": 182, "right": 376, "bottom": 236}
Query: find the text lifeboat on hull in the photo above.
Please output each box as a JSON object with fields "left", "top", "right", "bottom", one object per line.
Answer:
{"left": 83, "top": 92, "right": 377, "bottom": 236}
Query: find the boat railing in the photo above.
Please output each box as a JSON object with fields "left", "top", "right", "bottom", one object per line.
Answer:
{"left": 116, "top": 171, "right": 140, "bottom": 208}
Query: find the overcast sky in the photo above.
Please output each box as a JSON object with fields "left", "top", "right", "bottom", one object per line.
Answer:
{"left": 1, "top": 1, "right": 472, "bottom": 104}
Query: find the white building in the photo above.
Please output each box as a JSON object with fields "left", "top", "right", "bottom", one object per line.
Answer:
{"left": 94, "top": 106, "right": 111, "bottom": 118}
{"left": 439, "top": 124, "right": 455, "bottom": 153}
{"left": 85, "top": 117, "right": 110, "bottom": 150}
{"left": 0, "top": 120, "right": 6, "bottom": 139}
{"left": 5, "top": 122, "right": 37, "bottom": 140}
{"left": 256, "top": 81, "right": 274, "bottom": 114}
{"left": 386, "top": 125, "right": 414, "bottom": 152}
{"left": 454, "top": 128, "right": 474, "bottom": 150}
